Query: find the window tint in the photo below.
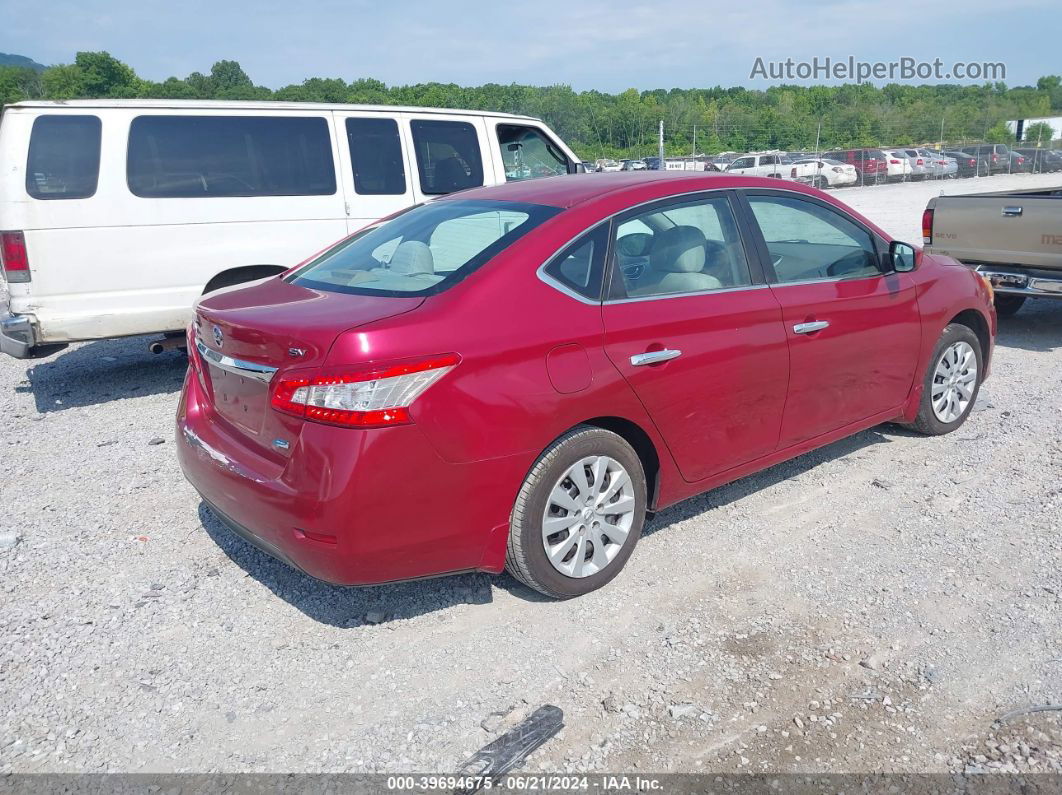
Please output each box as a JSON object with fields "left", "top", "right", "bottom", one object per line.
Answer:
{"left": 748, "top": 195, "right": 881, "bottom": 283}
{"left": 410, "top": 120, "right": 484, "bottom": 195}
{"left": 127, "top": 116, "right": 336, "bottom": 198}
{"left": 346, "top": 117, "right": 406, "bottom": 195}
{"left": 543, "top": 226, "right": 606, "bottom": 300}
{"left": 26, "top": 115, "right": 101, "bottom": 200}
{"left": 611, "top": 196, "right": 751, "bottom": 299}
{"left": 287, "top": 199, "right": 559, "bottom": 296}
{"left": 498, "top": 124, "right": 570, "bottom": 181}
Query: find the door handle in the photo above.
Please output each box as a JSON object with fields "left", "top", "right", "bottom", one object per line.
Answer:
{"left": 630, "top": 349, "right": 682, "bottom": 366}
{"left": 793, "top": 321, "right": 830, "bottom": 335}
{"left": 1001, "top": 206, "right": 1023, "bottom": 217}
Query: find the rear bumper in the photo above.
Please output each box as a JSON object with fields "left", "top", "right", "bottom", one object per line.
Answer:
{"left": 176, "top": 368, "right": 529, "bottom": 586}
{"left": 977, "top": 267, "right": 1062, "bottom": 299}
{"left": 0, "top": 311, "right": 35, "bottom": 358}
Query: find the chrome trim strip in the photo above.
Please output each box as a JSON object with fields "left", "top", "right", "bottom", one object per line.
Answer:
{"left": 195, "top": 337, "right": 278, "bottom": 383}
{"left": 605, "top": 283, "right": 771, "bottom": 304}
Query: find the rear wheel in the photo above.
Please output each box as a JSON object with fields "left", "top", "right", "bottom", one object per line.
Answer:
{"left": 906, "top": 324, "right": 983, "bottom": 436}
{"left": 993, "top": 294, "right": 1026, "bottom": 317}
{"left": 813, "top": 176, "right": 828, "bottom": 190}
{"left": 506, "top": 426, "right": 647, "bottom": 599}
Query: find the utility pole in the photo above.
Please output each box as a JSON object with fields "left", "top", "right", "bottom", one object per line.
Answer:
{"left": 692, "top": 124, "right": 697, "bottom": 158}
{"left": 658, "top": 120, "right": 665, "bottom": 165}
{"left": 814, "top": 120, "right": 821, "bottom": 157}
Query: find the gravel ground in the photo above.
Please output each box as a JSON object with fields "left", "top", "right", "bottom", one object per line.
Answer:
{"left": 1, "top": 172, "right": 1060, "bottom": 775}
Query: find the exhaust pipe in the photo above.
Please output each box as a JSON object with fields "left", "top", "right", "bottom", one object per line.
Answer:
{"left": 148, "top": 336, "right": 187, "bottom": 355}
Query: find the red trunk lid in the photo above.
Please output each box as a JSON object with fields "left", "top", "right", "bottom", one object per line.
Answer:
{"left": 193, "top": 277, "right": 423, "bottom": 454}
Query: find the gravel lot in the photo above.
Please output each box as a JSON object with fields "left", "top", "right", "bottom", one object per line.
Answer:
{"left": 1, "top": 172, "right": 1060, "bottom": 775}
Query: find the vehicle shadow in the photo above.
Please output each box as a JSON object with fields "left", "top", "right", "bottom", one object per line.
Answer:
{"left": 199, "top": 429, "right": 901, "bottom": 619}
{"left": 198, "top": 502, "right": 498, "bottom": 627}
{"left": 643, "top": 426, "right": 896, "bottom": 535}
{"left": 994, "top": 300, "right": 1062, "bottom": 354}
{"left": 14, "top": 336, "right": 187, "bottom": 414}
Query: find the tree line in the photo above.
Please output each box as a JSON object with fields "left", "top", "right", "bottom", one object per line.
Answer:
{"left": 1, "top": 52, "right": 1060, "bottom": 159}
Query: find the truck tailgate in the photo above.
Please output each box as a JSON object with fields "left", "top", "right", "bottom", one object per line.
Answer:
{"left": 931, "top": 195, "right": 1062, "bottom": 270}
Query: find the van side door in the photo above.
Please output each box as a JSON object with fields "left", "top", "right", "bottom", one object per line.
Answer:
{"left": 405, "top": 115, "right": 491, "bottom": 202}
{"left": 333, "top": 112, "right": 418, "bottom": 232}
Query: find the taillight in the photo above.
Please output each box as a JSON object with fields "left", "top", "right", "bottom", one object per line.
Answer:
{"left": 922, "top": 209, "right": 934, "bottom": 245}
{"left": 889, "top": 159, "right": 901, "bottom": 164}
{"left": 0, "top": 231, "right": 29, "bottom": 283}
{"left": 968, "top": 159, "right": 975, "bottom": 167}
{"left": 916, "top": 159, "right": 924, "bottom": 166}
{"left": 270, "top": 354, "right": 459, "bottom": 428}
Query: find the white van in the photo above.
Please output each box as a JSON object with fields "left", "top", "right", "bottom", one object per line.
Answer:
{"left": 0, "top": 99, "right": 581, "bottom": 358}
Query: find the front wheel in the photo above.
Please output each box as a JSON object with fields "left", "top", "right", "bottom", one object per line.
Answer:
{"left": 506, "top": 426, "right": 647, "bottom": 599}
{"left": 906, "top": 324, "right": 983, "bottom": 436}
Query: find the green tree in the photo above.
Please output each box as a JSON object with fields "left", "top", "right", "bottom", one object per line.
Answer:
{"left": 40, "top": 64, "right": 86, "bottom": 99}
{"left": 1022, "top": 121, "right": 1056, "bottom": 146}
{"left": 985, "top": 121, "right": 1015, "bottom": 143}
{"left": 74, "top": 51, "right": 138, "bottom": 97}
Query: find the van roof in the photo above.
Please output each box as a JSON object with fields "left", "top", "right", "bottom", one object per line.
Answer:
{"left": 4, "top": 99, "right": 543, "bottom": 122}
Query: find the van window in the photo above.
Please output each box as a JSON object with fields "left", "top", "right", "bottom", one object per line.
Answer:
{"left": 409, "top": 120, "right": 484, "bottom": 195}
{"left": 346, "top": 117, "right": 406, "bottom": 195}
{"left": 497, "top": 124, "right": 570, "bottom": 181}
{"left": 127, "top": 116, "right": 336, "bottom": 198}
{"left": 26, "top": 115, "right": 102, "bottom": 200}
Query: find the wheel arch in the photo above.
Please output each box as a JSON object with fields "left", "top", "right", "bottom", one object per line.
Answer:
{"left": 580, "top": 416, "right": 662, "bottom": 512}
{"left": 947, "top": 308, "right": 992, "bottom": 378}
{"left": 203, "top": 264, "right": 286, "bottom": 294}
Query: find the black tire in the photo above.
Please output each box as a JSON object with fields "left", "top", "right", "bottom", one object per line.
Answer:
{"left": 813, "top": 176, "right": 828, "bottom": 190}
{"left": 993, "top": 294, "right": 1026, "bottom": 317}
{"left": 506, "top": 425, "right": 647, "bottom": 599}
{"left": 906, "top": 323, "right": 983, "bottom": 436}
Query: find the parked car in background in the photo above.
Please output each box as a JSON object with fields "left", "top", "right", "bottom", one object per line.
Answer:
{"left": 710, "top": 154, "right": 737, "bottom": 170}
{"left": 898, "top": 149, "right": 929, "bottom": 180}
{"left": 0, "top": 99, "right": 580, "bottom": 359}
{"left": 598, "top": 159, "right": 622, "bottom": 172}
{"left": 643, "top": 156, "right": 663, "bottom": 171}
{"left": 961, "top": 144, "right": 1012, "bottom": 174}
{"left": 1006, "top": 151, "right": 1029, "bottom": 173}
{"left": 177, "top": 171, "right": 995, "bottom": 598}
{"left": 581, "top": 161, "right": 600, "bottom": 173}
{"left": 882, "top": 150, "right": 914, "bottom": 182}
{"left": 918, "top": 149, "right": 957, "bottom": 179}
{"left": 621, "top": 159, "right": 647, "bottom": 171}
{"left": 944, "top": 151, "right": 986, "bottom": 178}
{"left": 924, "top": 184, "right": 1062, "bottom": 316}
{"left": 725, "top": 152, "right": 788, "bottom": 178}
{"left": 788, "top": 157, "right": 859, "bottom": 188}
{"left": 1013, "top": 148, "right": 1062, "bottom": 173}
{"left": 823, "top": 149, "right": 888, "bottom": 185}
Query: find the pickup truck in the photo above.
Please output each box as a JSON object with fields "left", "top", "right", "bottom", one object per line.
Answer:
{"left": 922, "top": 187, "right": 1062, "bottom": 316}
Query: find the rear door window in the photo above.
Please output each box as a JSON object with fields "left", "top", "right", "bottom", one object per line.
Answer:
{"left": 26, "top": 115, "right": 102, "bottom": 200}
{"left": 346, "top": 117, "right": 406, "bottom": 195}
{"left": 410, "top": 120, "right": 484, "bottom": 195}
{"left": 497, "top": 124, "right": 570, "bottom": 181}
{"left": 127, "top": 115, "right": 336, "bottom": 198}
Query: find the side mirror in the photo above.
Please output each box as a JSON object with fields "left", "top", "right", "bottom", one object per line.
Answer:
{"left": 574, "top": 162, "right": 588, "bottom": 174}
{"left": 889, "top": 241, "right": 917, "bottom": 272}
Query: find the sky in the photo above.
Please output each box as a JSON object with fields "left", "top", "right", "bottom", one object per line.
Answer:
{"left": 2, "top": 0, "right": 1059, "bottom": 92}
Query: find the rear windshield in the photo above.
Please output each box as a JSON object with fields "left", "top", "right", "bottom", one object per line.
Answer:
{"left": 26, "top": 115, "right": 102, "bottom": 199}
{"left": 287, "top": 199, "right": 561, "bottom": 296}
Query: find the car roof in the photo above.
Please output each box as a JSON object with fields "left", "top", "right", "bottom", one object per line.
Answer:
{"left": 446, "top": 172, "right": 809, "bottom": 210}
{"left": 4, "top": 98, "right": 542, "bottom": 121}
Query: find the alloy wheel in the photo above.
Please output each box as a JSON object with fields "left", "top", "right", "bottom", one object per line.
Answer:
{"left": 541, "top": 456, "right": 636, "bottom": 578}
{"left": 931, "top": 340, "right": 978, "bottom": 423}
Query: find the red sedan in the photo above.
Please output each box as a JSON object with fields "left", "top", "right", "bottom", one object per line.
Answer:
{"left": 177, "top": 172, "right": 996, "bottom": 599}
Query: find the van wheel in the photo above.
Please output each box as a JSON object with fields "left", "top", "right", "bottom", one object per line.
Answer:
{"left": 906, "top": 324, "right": 983, "bottom": 436}
{"left": 993, "top": 294, "right": 1026, "bottom": 317}
{"left": 506, "top": 426, "right": 647, "bottom": 599}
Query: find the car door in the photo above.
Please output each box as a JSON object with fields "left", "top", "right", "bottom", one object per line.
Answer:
{"left": 739, "top": 190, "right": 922, "bottom": 447}
{"left": 333, "top": 112, "right": 418, "bottom": 232}
{"left": 600, "top": 191, "right": 790, "bottom": 483}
